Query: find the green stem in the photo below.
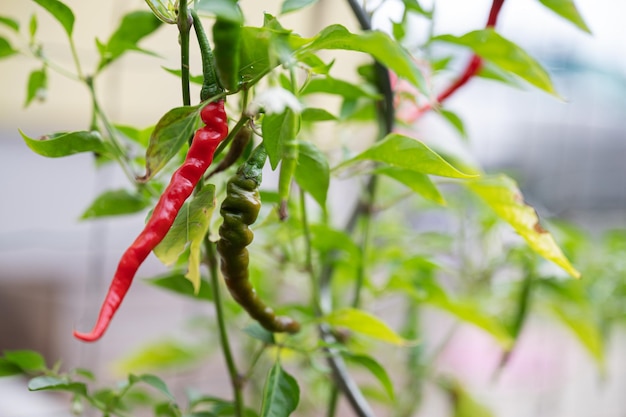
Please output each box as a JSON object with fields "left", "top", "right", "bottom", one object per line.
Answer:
{"left": 178, "top": 0, "right": 192, "bottom": 106}
{"left": 299, "top": 189, "right": 321, "bottom": 314}
{"left": 351, "top": 204, "right": 372, "bottom": 308}
{"left": 86, "top": 77, "right": 136, "bottom": 183}
{"left": 30, "top": 48, "right": 79, "bottom": 81}
{"left": 205, "top": 238, "right": 244, "bottom": 417}
{"left": 243, "top": 345, "right": 266, "bottom": 381}
{"left": 326, "top": 384, "right": 340, "bottom": 417}
{"left": 212, "top": 115, "right": 250, "bottom": 160}
{"left": 68, "top": 37, "right": 84, "bottom": 80}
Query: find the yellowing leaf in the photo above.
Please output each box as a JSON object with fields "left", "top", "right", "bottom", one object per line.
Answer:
{"left": 467, "top": 175, "right": 580, "bottom": 278}
{"left": 323, "top": 307, "right": 413, "bottom": 346}
{"left": 153, "top": 184, "right": 216, "bottom": 292}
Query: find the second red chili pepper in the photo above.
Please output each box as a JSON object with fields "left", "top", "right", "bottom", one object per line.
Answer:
{"left": 74, "top": 101, "right": 228, "bottom": 342}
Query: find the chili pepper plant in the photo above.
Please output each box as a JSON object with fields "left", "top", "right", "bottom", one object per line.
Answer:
{"left": 0, "top": 1, "right": 602, "bottom": 416}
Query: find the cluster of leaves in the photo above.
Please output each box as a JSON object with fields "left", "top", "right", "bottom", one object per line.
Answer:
{"left": 0, "top": 348, "right": 297, "bottom": 417}
{"left": 0, "top": 0, "right": 606, "bottom": 416}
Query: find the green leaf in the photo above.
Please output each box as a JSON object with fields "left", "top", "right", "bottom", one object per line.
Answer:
{"left": 388, "top": 259, "right": 513, "bottom": 348}
{"left": 433, "top": 29, "right": 558, "bottom": 96}
{"left": 3, "top": 350, "right": 46, "bottom": 372}
{"left": 339, "top": 133, "right": 476, "bottom": 178}
{"left": 392, "top": 21, "right": 405, "bottom": 41}
{"left": 310, "top": 224, "right": 360, "bottom": 260}
{"left": 196, "top": 0, "right": 243, "bottom": 24}
{"left": 260, "top": 363, "right": 299, "bottom": 417}
{"left": 344, "top": 353, "right": 394, "bottom": 400}
{"left": 297, "top": 52, "right": 332, "bottom": 74}
{"left": 33, "top": 0, "right": 74, "bottom": 37}
{"left": 430, "top": 299, "right": 513, "bottom": 348}
{"left": 114, "top": 124, "right": 154, "bottom": 148}
{"left": 301, "top": 108, "right": 337, "bottom": 122}
{"left": 153, "top": 185, "right": 215, "bottom": 293}
{"left": 24, "top": 68, "right": 47, "bottom": 108}
{"left": 262, "top": 109, "right": 299, "bottom": 170}
{"left": 141, "top": 105, "right": 200, "bottom": 181}
{"left": 80, "top": 189, "right": 151, "bottom": 219}
{"left": 442, "top": 381, "right": 495, "bottom": 417}
{"left": 28, "top": 376, "right": 87, "bottom": 396}
{"left": 300, "top": 76, "right": 379, "bottom": 100}
{"left": 538, "top": 280, "right": 604, "bottom": 370}
{"left": 29, "top": 14, "right": 38, "bottom": 40}
{"left": 144, "top": 0, "right": 177, "bottom": 24}
{"left": 97, "top": 11, "right": 162, "bottom": 70}
{"left": 243, "top": 323, "right": 276, "bottom": 345}
{"left": 162, "top": 66, "right": 205, "bottom": 85}
{"left": 155, "top": 402, "right": 180, "bottom": 417}
{"left": 323, "top": 308, "right": 411, "bottom": 346}
{"left": 0, "top": 16, "right": 19, "bottom": 32}
{"left": 115, "top": 340, "right": 207, "bottom": 374}
{"left": 0, "top": 358, "right": 23, "bottom": 377}
{"left": 374, "top": 166, "right": 445, "bottom": 205}
{"left": 20, "top": 130, "right": 109, "bottom": 158}
{"left": 130, "top": 374, "right": 175, "bottom": 401}
{"left": 294, "top": 141, "right": 329, "bottom": 208}
{"left": 477, "top": 61, "right": 526, "bottom": 89}
{"left": 0, "top": 36, "right": 17, "bottom": 60}
{"left": 537, "top": 0, "right": 591, "bottom": 33}
{"left": 402, "top": 0, "right": 433, "bottom": 18}
{"left": 340, "top": 98, "right": 377, "bottom": 122}
{"left": 439, "top": 109, "right": 468, "bottom": 141}
{"left": 552, "top": 305, "right": 604, "bottom": 370}
{"left": 238, "top": 27, "right": 272, "bottom": 82}
{"left": 301, "top": 25, "right": 427, "bottom": 94}
{"left": 467, "top": 175, "right": 580, "bottom": 278}
{"left": 73, "top": 368, "right": 95, "bottom": 380}
{"left": 281, "top": 0, "right": 319, "bottom": 14}
{"left": 145, "top": 271, "right": 213, "bottom": 301}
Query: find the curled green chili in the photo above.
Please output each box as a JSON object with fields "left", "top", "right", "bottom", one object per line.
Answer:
{"left": 217, "top": 143, "right": 300, "bottom": 333}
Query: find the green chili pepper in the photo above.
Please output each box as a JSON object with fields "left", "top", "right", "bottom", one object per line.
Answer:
{"left": 278, "top": 140, "right": 298, "bottom": 220}
{"left": 217, "top": 144, "right": 300, "bottom": 333}
{"left": 212, "top": 17, "right": 242, "bottom": 92}
{"left": 208, "top": 124, "right": 252, "bottom": 178}
{"left": 191, "top": 9, "right": 222, "bottom": 100}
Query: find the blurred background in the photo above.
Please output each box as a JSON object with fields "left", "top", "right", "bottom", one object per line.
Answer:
{"left": 0, "top": 0, "right": 625, "bottom": 416}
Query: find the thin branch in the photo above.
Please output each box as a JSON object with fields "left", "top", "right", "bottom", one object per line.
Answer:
{"left": 316, "top": 1, "right": 397, "bottom": 417}
{"left": 205, "top": 238, "right": 244, "bottom": 417}
{"left": 321, "top": 325, "right": 377, "bottom": 417}
{"left": 178, "top": 0, "right": 192, "bottom": 106}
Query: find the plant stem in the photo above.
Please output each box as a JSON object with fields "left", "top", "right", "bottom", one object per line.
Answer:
{"left": 243, "top": 345, "right": 267, "bottom": 381}
{"left": 178, "top": 0, "right": 192, "bottom": 106}
{"left": 86, "top": 77, "right": 136, "bottom": 183}
{"left": 68, "top": 37, "right": 84, "bottom": 81}
{"left": 212, "top": 115, "right": 250, "bottom": 160}
{"left": 320, "top": 326, "right": 376, "bottom": 417}
{"left": 351, "top": 205, "right": 372, "bottom": 308}
{"left": 300, "top": 189, "right": 322, "bottom": 313}
{"left": 326, "top": 384, "right": 340, "bottom": 417}
{"left": 315, "top": 1, "right": 396, "bottom": 415}
{"left": 205, "top": 237, "right": 244, "bottom": 417}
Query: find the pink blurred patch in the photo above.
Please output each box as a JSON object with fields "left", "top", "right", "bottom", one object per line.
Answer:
{"left": 436, "top": 320, "right": 569, "bottom": 391}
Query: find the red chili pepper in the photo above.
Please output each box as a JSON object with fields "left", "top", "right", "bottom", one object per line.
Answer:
{"left": 74, "top": 101, "right": 228, "bottom": 342}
